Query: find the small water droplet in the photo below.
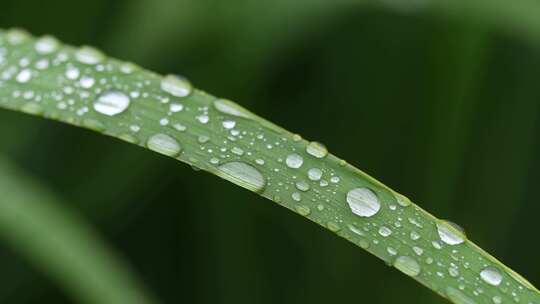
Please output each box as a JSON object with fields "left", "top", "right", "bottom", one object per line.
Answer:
{"left": 80, "top": 76, "right": 95, "bottom": 88}
{"left": 292, "top": 192, "right": 302, "bottom": 202}
{"left": 35, "top": 36, "right": 59, "bottom": 54}
{"left": 20, "top": 102, "right": 43, "bottom": 115}
{"left": 437, "top": 220, "right": 465, "bottom": 245}
{"left": 169, "top": 103, "right": 184, "bottom": 112}
{"left": 378, "top": 226, "right": 392, "bottom": 237}
{"left": 307, "top": 168, "right": 322, "bottom": 181}
{"left": 295, "top": 205, "right": 311, "bottom": 216}
{"left": 75, "top": 46, "right": 104, "bottom": 65}
{"left": 16, "top": 69, "right": 32, "bottom": 83}
{"left": 412, "top": 246, "right": 423, "bottom": 256}
{"left": 346, "top": 188, "right": 381, "bottom": 217}
{"left": 161, "top": 74, "right": 192, "bottom": 97}
{"left": 146, "top": 133, "right": 182, "bottom": 157}
{"left": 93, "top": 91, "right": 130, "bottom": 116}
{"left": 216, "top": 161, "right": 266, "bottom": 193}
{"left": 480, "top": 267, "right": 503, "bottom": 286}
{"left": 327, "top": 222, "right": 341, "bottom": 232}
{"left": 6, "top": 28, "right": 29, "bottom": 45}
{"left": 65, "top": 67, "right": 80, "bottom": 80}
{"left": 387, "top": 247, "right": 398, "bottom": 256}
{"left": 492, "top": 295, "right": 502, "bottom": 304}
{"left": 395, "top": 193, "right": 411, "bottom": 207}
{"left": 306, "top": 141, "right": 328, "bottom": 158}
{"left": 393, "top": 256, "right": 421, "bottom": 277}
{"left": 213, "top": 99, "right": 253, "bottom": 119}
{"left": 222, "top": 119, "right": 236, "bottom": 129}
{"left": 286, "top": 153, "right": 303, "bottom": 169}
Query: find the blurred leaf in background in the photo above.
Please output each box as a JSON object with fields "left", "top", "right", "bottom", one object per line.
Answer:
{"left": 0, "top": 0, "right": 539, "bottom": 303}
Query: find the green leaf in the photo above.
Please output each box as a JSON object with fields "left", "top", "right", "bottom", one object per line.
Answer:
{"left": 0, "top": 28, "right": 538, "bottom": 304}
{"left": 0, "top": 156, "right": 156, "bottom": 304}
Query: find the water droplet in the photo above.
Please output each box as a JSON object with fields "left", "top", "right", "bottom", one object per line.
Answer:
{"left": 286, "top": 153, "right": 303, "bottom": 169}
{"left": 437, "top": 220, "right": 465, "bottom": 245}
{"left": 306, "top": 141, "right": 328, "bottom": 158}
{"left": 213, "top": 99, "right": 253, "bottom": 119}
{"left": 295, "top": 180, "right": 310, "bottom": 192}
{"left": 222, "top": 119, "right": 236, "bottom": 129}
{"left": 80, "top": 76, "right": 95, "bottom": 88}
{"left": 6, "top": 28, "right": 29, "bottom": 45}
{"left": 393, "top": 256, "right": 421, "bottom": 277}
{"left": 216, "top": 161, "right": 266, "bottom": 193}
{"left": 387, "top": 247, "right": 398, "bottom": 256}
{"left": 394, "top": 193, "right": 411, "bottom": 207}
{"left": 448, "top": 267, "right": 460, "bottom": 278}
{"left": 327, "top": 222, "right": 341, "bottom": 232}
{"left": 65, "top": 67, "right": 80, "bottom": 80}
{"left": 378, "top": 226, "right": 392, "bottom": 237}
{"left": 295, "top": 206, "right": 311, "bottom": 216}
{"left": 410, "top": 231, "right": 420, "bottom": 240}
{"left": 16, "top": 69, "right": 32, "bottom": 83}
{"left": 492, "top": 295, "right": 502, "bottom": 304}
{"left": 480, "top": 267, "right": 503, "bottom": 286}
{"left": 146, "top": 133, "right": 182, "bottom": 157}
{"left": 93, "top": 91, "right": 130, "bottom": 116}
{"left": 292, "top": 192, "right": 302, "bottom": 202}
{"left": 75, "top": 46, "right": 104, "bottom": 65}
{"left": 412, "top": 246, "right": 423, "bottom": 256}
{"left": 35, "top": 36, "right": 59, "bottom": 54}
{"left": 169, "top": 103, "right": 184, "bottom": 112}
{"left": 347, "top": 224, "right": 364, "bottom": 236}
{"left": 445, "top": 287, "right": 476, "bottom": 304}
{"left": 307, "top": 168, "right": 323, "bottom": 181}
{"left": 346, "top": 188, "right": 381, "bottom": 217}
{"left": 161, "top": 74, "right": 192, "bottom": 97}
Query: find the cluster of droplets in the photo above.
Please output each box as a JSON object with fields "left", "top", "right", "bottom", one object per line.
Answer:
{"left": 1, "top": 29, "right": 538, "bottom": 304}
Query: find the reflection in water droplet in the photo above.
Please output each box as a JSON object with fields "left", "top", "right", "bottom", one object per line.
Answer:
{"left": 213, "top": 99, "right": 253, "bottom": 119}
{"left": 378, "top": 226, "right": 392, "bottom": 237}
{"left": 16, "top": 69, "right": 32, "bottom": 83}
{"left": 160, "top": 74, "right": 192, "bottom": 97}
{"left": 308, "top": 168, "right": 322, "bottom": 181}
{"left": 480, "top": 267, "right": 503, "bottom": 286}
{"left": 35, "top": 36, "right": 59, "bottom": 54}
{"left": 217, "top": 161, "right": 266, "bottom": 193}
{"left": 346, "top": 188, "right": 381, "bottom": 217}
{"left": 286, "top": 153, "right": 303, "bottom": 169}
{"left": 393, "top": 256, "right": 421, "bottom": 277}
{"left": 437, "top": 221, "right": 465, "bottom": 245}
{"left": 146, "top": 134, "right": 182, "bottom": 157}
{"left": 93, "top": 91, "right": 130, "bottom": 116}
{"left": 75, "top": 46, "right": 104, "bottom": 65}
{"left": 306, "top": 141, "right": 328, "bottom": 158}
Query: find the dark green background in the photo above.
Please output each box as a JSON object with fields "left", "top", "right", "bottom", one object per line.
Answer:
{"left": 0, "top": 1, "right": 539, "bottom": 303}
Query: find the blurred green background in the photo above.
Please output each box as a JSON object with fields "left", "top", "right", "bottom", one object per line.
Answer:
{"left": 0, "top": 0, "right": 539, "bottom": 303}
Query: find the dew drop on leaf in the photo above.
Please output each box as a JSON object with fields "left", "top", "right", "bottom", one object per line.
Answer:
{"left": 346, "top": 188, "right": 381, "bottom": 217}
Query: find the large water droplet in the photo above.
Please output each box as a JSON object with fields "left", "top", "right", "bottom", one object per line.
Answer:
{"left": 480, "top": 267, "right": 503, "bottom": 286}
{"left": 160, "top": 74, "right": 192, "bottom": 97}
{"left": 75, "top": 46, "right": 104, "bottom": 65}
{"left": 35, "top": 36, "right": 59, "bottom": 54}
{"left": 217, "top": 161, "right": 266, "bottom": 193}
{"left": 393, "top": 256, "right": 421, "bottom": 277}
{"left": 146, "top": 134, "right": 182, "bottom": 157}
{"left": 437, "top": 221, "right": 465, "bottom": 245}
{"left": 286, "top": 153, "right": 303, "bottom": 169}
{"left": 93, "top": 91, "right": 130, "bottom": 116}
{"left": 16, "top": 69, "right": 32, "bottom": 83}
{"left": 213, "top": 99, "right": 253, "bottom": 119}
{"left": 306, "top": 141, "right": 328, "bottom": 158}
{"left": 307, "top": 168, "right": 322, "bottom": 181}
{"left": 346, "top": 188, "right": 381, "bottom": 217}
